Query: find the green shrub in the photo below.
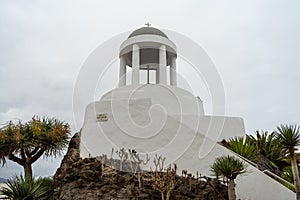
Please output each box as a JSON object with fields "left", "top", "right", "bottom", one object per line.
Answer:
{"left": 0, "top": 175, "right": 52, "bottom": 200}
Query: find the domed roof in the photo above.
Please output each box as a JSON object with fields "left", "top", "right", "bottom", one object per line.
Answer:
{"left": 128, "top": 27, "right": 168, "bottom": 39}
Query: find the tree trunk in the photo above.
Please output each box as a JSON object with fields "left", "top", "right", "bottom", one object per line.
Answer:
{"left": 290, "top": 149, "right": 300, "bottom": 200}
{"left": 228, "top": 178, "right": 236, "bottom": 200}
{"left": 166, "top": 190, "right": 171, "bottom": 200}
{"left": 161, "top": 192, "right": 165, "bottom": 200}
{"left": 24, "top": 163, "right": 33, "bottom": 179}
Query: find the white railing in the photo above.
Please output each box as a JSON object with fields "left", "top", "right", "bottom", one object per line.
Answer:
{"left": 230, "top": 150, "right": 295, "bottom": 191}
{"left": 263, "top": 170, "right": 295, "bottom": 190}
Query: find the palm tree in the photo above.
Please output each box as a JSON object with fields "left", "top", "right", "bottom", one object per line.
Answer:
{"left": 247, "top": 131, "right": 281, "bottom": 161}
{"left": 275, "top": 124, "right": 300, "bottom": 199}
{"left": 0, "top": 116, "right": 70, "bottom": 179}
{"left": 247, "top": 131, "right": 283, "bottom": 173}
{"left": 211, "top": 155, "right": 247, "bottom": 200}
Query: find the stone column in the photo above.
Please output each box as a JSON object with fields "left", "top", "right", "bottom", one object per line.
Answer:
{"left": 159, "top": 45, "right": 167, "bottom": 84}
{"left": 170, "top": 56, "right": 177, "bottom": 86}
{"left": 119, "top": 56, "right": 126, "bottom": 87}
{"left": 156, "top": 65, "right": 160, "bottom": 84}
{"left": 132, "top": 44, "right": 140, "bottom": 85}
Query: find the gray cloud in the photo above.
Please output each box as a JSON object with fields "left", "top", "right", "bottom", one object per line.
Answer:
{"left": 0, "top": 0, "right": 300, "bottom": 178}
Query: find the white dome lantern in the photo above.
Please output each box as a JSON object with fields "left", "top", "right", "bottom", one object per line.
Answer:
{"left": 118, "top": 26, "right": 177, "bottom": 87}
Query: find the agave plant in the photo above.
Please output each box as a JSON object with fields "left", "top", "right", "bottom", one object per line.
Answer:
{"left": 0, "top": 175, "right": 51, "bottom": 200}
{"left": 211, "top": 155, "right": 247, "bottom": 200}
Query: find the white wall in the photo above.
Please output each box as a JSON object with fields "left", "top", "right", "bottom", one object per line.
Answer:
{"left": 80, "top": 85, "right": 295, "bottom": 200}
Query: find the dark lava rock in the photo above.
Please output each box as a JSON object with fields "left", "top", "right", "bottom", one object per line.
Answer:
{"left": 49, "top": 132, "right": 228, "bottom": 200}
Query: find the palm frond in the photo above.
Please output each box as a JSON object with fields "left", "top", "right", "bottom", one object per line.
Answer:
{"left": 275, "top": 124, "right": 300, "bottom": 150}
{"left": 226, "top": 137, "right": 256, "bottom": 161}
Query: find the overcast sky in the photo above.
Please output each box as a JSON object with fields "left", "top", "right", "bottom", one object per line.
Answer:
{"left": 1, "top": 0, "right": 300, "bottom": 178}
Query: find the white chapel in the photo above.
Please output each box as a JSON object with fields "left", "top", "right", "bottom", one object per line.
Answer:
{"left": 80, "top": 26, "right": 294, "bottom": 200}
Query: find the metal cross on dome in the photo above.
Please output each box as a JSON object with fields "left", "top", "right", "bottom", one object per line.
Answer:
{"left": 145, "top": 22, "right": 151, "bottom": 27}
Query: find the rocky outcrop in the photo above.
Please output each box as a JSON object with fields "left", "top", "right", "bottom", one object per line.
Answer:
{"left": 49, "top": 133, "right": 228, "bottom": 200}
{"left": 49, "top": 133, "right": 102, "bottom": 199}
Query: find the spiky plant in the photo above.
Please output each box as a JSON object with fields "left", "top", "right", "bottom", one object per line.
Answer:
{"left": 247, "top": 131, "right": 282, "bottom": 160}
{"left": 0, "top": 175, "right": 52, "bottom": 200}
{"left": 247, "top": 131, "right": 284, "bottom": 171}
{"left": 275, "top": 124, "right": 300, "bottom": 200}
{"left": 211, "top": 155, "right": 247, "bottom": 200}
{"left": 226, "top": 136, "right": 256, "bottom": 161}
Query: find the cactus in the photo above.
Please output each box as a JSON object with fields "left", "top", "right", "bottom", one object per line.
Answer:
{"left": 129, "top": 149, "right": 150, "bottom": 188}
{"left": 151, "top": 163, "right": 177, "bottom": 200}
{"left": 153, "top": 154, "right": 166, "bottom": 172}
{"left": 187, "top": 173, "right": 193, "bottom": 191}
{"left": 110, "top": 148, "right": 114, "bottom": 159}
{"left": 115, "top": 148, "right": 128, "bottom": 171}
{"left": 182, "top": 169, "right": 188, "bottom": 177}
